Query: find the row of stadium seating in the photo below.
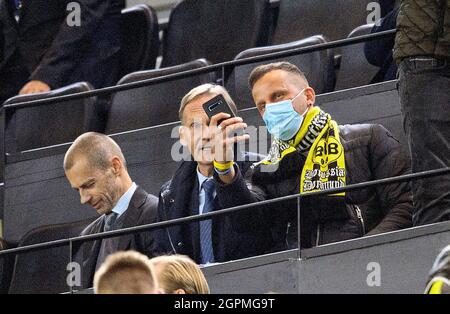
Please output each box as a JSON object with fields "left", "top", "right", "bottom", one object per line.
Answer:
{"left": 0, "top": 81, "right": 401, "bottom": 294}
{"left": 0, "top": 0, "right": 395, "bottom": 293}
{"left": 2, "top": 25, "right": 384, "bottom": 154}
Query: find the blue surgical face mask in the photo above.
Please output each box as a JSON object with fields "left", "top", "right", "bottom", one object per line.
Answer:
{"left": 263, "top": 89, "right": 309, "bottom": 141}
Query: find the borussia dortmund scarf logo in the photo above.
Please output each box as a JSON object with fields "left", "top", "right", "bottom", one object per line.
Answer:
{"left": 260, "top": 107, "right": 346, "bottom": 197}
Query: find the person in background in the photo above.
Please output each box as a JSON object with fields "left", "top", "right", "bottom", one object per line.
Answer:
{"left": 0, "top": 0, "right": 123, "bottom": 104}
{"left": 425, "top": 245, "right": 450, "bottom": 294}
{"left": 364, "top": 4, "right": 399, "bottom": 83}
{"left": 394, "top": 0, "right": 450, "bottom": 226}
{"left": 150, "top": 254, "right": 210, "bottom": 294}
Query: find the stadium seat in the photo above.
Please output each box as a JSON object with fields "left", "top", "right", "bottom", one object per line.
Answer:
{"left": 161, "top": 0, "right": 272, "bottom": 67}
{"left": 7, "top": 218, "right": 96, "bottom": 294}
{"left": 3, "top": 82, "right": 96, "bottom": 153}
{"left": 226, "top": 35, "right": 336, "bottom": 110}
{"left": 119, "top": 4, "right": 159, "bottom": 79}
{"left": 272, "top": 0, "right": 378, "bottom": 44}
{"left": 335, "top": 24, "right": 381, "bottom": 90}
{"left": 105, "top": 59, "right": 216, "bottom": 134}
{"left": 0, "top": 237, "right": 14, "bottom": 294}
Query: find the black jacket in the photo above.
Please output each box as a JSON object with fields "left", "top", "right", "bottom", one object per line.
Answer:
{"left": 74, "top": 186, "right": 158, "bottom": 289}
{"left": 241, "top": 124, "right": 413, "bottom": 250}
{"left": 152, "top": 155, "right": 273, "bottom": 264}
{"left": 0, "top": 0, "right": 122, "bottom": 89}
{"left": 364, "top": 8, "right": 399, "bottom": 83}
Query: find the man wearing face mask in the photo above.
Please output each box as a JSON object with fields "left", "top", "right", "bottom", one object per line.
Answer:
{"left": 233, "top": 62, "right": 413, "bottom": 251}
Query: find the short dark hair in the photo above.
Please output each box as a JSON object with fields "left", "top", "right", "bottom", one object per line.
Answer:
{"left": 63, "top": 132, "right": 126, "bottom": 171}
{"left": 248, "top": 61, "right": 309, "bottom": 89}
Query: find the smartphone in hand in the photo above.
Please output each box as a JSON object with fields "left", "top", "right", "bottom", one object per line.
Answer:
{"left": 202, "top": 95, "right": 245, "bottom": 136}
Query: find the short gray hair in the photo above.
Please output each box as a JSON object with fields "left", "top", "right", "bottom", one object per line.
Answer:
{"left": 179, "top": 84, "right": 238, "bottom": 124}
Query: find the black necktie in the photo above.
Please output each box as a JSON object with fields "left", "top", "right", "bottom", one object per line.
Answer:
{"left": 104, "top": 212, "right": 118, "bottom": 232}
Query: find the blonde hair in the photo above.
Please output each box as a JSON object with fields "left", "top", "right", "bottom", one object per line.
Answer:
{"left": 150, "top": 255, "right": 210, "bottom": 294}
{"left": 94, "top": 251, "right": 157, "bottom": 294}
{"left": 179, "top": 83, "right": 238, "bottom": 124}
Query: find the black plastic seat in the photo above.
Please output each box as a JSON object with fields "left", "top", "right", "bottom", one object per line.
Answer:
{"left": 0, "top": 237, "right": 14, "bottom": 294}
{"left": 119, "top": 4, "right": 159, "bottom": 79}
{"left": 161, "top": 0, "right": 272, "bottom": 67}
{"left": 335, "top": 24, "right": 381, "bottom": 90}
{"left": 105, "top": 59, "right": 216, "bottom": 134}
{"left": 3, "top": 82, "right": 96, "bottom": 153}
{"left": 226, "top": 35, "right": 335, "bottom": 110}
{"left": 272, "top": 0, "right": 378, "bottom": 44}
{"left": 7, "top": 218, "right": 96, "bottom": 294}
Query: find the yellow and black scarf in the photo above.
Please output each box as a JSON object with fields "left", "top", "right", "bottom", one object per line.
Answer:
{"left": 259, "top": 107, "right": 346, "bottom": 196}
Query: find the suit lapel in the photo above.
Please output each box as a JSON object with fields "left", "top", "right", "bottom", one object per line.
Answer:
{"left": 189, "top": 179, "right": 201, "bottom": 261}
{"left": 116, "top": 186, "right": 147, "bottom": 251}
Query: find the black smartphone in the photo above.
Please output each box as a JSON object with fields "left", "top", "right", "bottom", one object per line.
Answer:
{"left": 202, "top": 94, "right": 244, "bottom": 136}
{"left": 202, "top": 94, "right": 236, "bottom": 123}
{"left": 202, "top": 94, "right": 245, "bottom": 137}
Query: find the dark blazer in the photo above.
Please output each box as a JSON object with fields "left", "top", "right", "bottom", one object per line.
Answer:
{"left": 0, "top": 0, "right": 122, "bottom": 89}
{"left": 74, "top": 186, "right": 158, "bottom": 289}
{"left": 152, "top": 154, "right": 273, "bottom": 264}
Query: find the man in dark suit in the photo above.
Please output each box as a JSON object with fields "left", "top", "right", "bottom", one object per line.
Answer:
{"left": 0, "top": 0, "right": 122, "bottom": 104}
{"left": 152, "top": 84, "right": 273, "bottom": 265}
{"left": 64, "top": 132, "right": 158, "bottom": 289}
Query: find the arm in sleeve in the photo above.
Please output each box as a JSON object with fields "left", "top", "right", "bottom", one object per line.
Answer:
{"left": 214, "top": 162, "right": 270, "bottom": 233}
{"left": 366, "top": 124, "right": 413, "bottom": 235}
{"left": 364, "top": 8, "right": 399, "bottom": 67}
{"left": 30, "top": 0, "right": 117, "bottom": 87}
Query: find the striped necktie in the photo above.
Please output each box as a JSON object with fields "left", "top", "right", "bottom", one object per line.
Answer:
{"left": 200, "top": 179, "right": 215, "bottom": 264}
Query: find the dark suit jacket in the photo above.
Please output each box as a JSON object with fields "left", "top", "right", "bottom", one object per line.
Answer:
{"left": 0, "top": 0, "right": 122, "bottom": 89}
{"left": 152, "top": 154, "right": 273, "bottom": 264}
{"left": 74, "top": 186, "right": 158, "bottom": 289}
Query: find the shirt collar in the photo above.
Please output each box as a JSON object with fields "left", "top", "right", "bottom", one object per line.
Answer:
{"left": 111, "top": 182, "right": 137, "bottom": 218}
{"left": 197, "top": 167, "right": 212, "bottom": 192}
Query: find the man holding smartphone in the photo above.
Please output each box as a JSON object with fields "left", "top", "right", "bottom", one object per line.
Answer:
{"left": 151, "top": 83, "right": 273, "bottom": 265}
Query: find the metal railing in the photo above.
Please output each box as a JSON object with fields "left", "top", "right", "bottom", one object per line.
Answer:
{"left": 1, "top": 167, "right": 449, "bottom": 294}
{"left": 0, "top": 28, "right": 404, "bottom": 294}
{"left": 1, "top": 29, "right": 396, "bottom": 110}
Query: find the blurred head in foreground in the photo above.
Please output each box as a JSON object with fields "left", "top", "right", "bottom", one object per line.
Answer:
{"left": 150, "top": 255, "right": 210, "bottom": 294}
{"left": 94, "top": 251, "right": 160, "bottom": 294}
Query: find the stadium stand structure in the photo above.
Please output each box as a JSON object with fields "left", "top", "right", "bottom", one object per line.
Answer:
{"left": 105, "top": 59, "right": 215, "bottom": 134}
{"left": 6, "top": 218, "right": 96, "bottom": 294}
{"left": 226, "top": 35, "right": 336, "bottom": 110}
{"left": 1, "top": 81, "right": 403, "bottom": 245}
{"left": 2, "top": 82, "right": 96, "bottom": 153}
{"left": 335, "top": 24, "right": 381, "bottom": 90}
{"left": 272, "top": 0, "right": 379, "bottom": 44}
{"left": 119, "top": 4, "right": 160, "bottom": 79}
{"left": 161, "top": 0, "right": 272, "bottom": 67}
{"left": 0, "top": 237, "right": 12, "bottom": 294}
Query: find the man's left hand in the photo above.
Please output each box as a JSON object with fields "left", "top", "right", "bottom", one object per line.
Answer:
{"left": 19, "top": 80, "right": 51, "bottom": 95}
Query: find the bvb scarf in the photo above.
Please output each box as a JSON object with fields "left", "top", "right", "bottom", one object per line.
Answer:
{"left": 260, "top": 107, "right": 346, "bottom": 196}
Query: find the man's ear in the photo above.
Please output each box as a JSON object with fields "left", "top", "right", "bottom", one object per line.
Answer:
{"left": 305, "top": 87, "right": 316, "bottom": 107}
{"left": 110, "top": 156, "right": 122, "bottom": 175}
{"left": 179, "top": 126, "right": 188, "bottom": 146}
